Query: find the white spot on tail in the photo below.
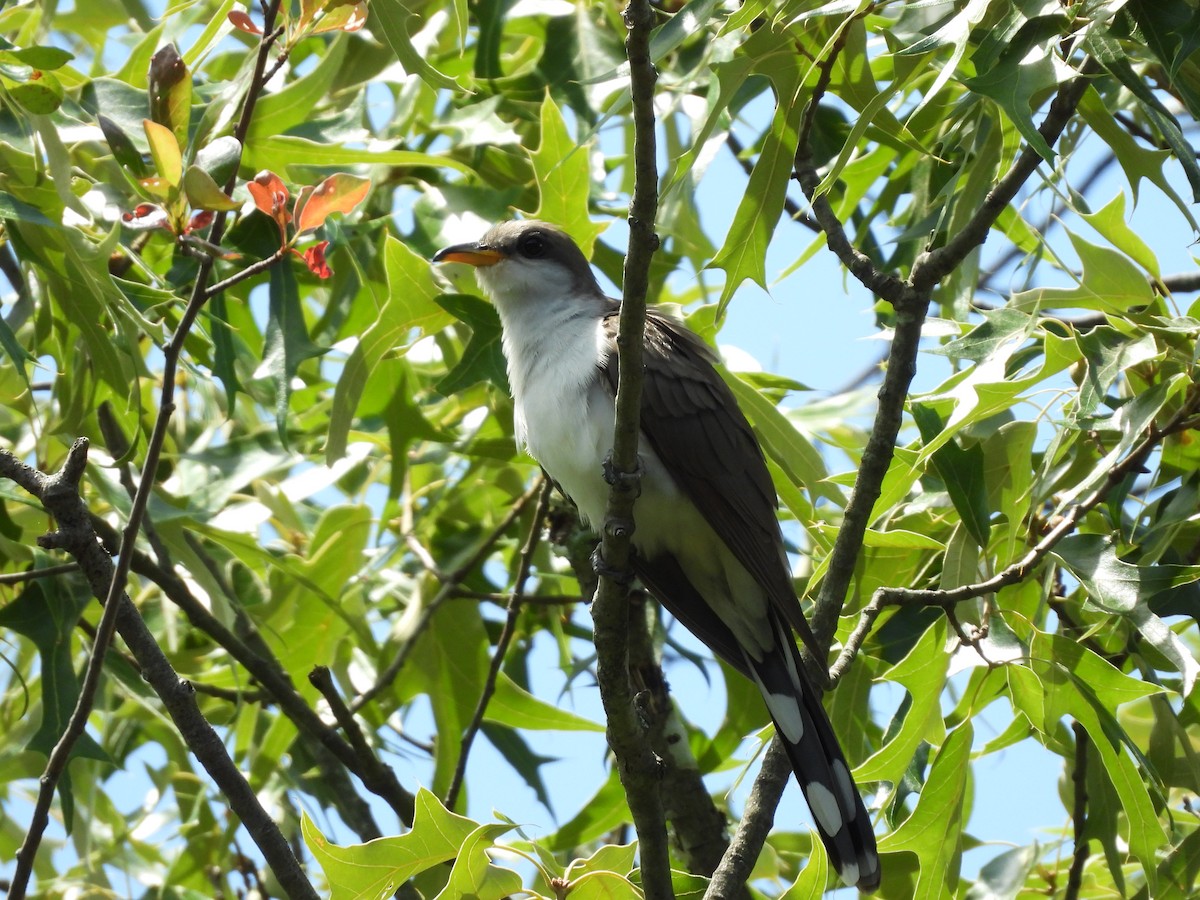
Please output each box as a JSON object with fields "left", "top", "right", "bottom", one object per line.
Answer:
{"left": 832, "top": 758, "right": 857, "bottom": 818}
{"left": 839, "top": 860, "right": 860, "bottom": 887}
{"left": 765, "top": 691, "right": 804, "bottom": 743}
{"left": 805, "top": 781, "right": 843, "bottom": 836}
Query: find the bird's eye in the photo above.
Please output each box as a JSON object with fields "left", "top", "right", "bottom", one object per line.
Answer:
{"left": 519, "top": 233, "right": 546, "bottom": 258}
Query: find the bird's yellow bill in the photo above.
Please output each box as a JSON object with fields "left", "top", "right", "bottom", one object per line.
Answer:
{"left": 432, "top": 246, "right": 504, "bottom": 267}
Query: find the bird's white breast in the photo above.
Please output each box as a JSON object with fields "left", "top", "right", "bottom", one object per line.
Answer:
{"left": 501, "top": 305, "right": 616, "bottom": 529}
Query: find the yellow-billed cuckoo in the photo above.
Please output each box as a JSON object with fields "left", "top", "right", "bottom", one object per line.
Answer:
{"left": 434, "top": 220, "right": 880, "bottom": 891}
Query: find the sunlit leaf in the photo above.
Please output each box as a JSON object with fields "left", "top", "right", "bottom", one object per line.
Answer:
{"left": 182, "top": 165, "right": 240, "bottom": 211}
{"left": 143, "top": 118, "right": 183, "bottom": 186}
{"left": 295, "top": 173, "right": 371, "bottom": 234}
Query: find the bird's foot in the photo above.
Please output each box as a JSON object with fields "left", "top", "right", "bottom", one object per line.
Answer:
{"left": 601, "top": 452, "right": 644, "bottom": 497}
{"left": 590, "top": 544, "right": 636, "bottom": 585}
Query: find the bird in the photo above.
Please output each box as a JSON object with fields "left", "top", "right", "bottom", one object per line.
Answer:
{"left": 433, "top": 220, "right": 880, "bottom": 891}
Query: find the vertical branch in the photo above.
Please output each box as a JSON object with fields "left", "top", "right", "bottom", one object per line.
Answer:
{"left": 1065, "top": 722, "right": 1090, "bottom": 900}
{"left": 591, "top": 0, "right": 673, "bottom": 898}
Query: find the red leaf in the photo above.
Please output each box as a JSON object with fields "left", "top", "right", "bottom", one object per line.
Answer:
{"left": 122, "top": 203, "right": 171, "bottom": 232}
{"left": 301, "top": 241, "right": 332, "bottom": 279}
{"left": 185, "top": 209, "right": 215, "bottom": 234}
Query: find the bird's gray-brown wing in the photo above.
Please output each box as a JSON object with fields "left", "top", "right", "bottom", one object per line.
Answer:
{"left": 600, "top": 309, "right": 820, "bottom": 659}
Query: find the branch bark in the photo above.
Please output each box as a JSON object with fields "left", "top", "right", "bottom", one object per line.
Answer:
{"left": 0, "top": 442, "right": 319, "bottom": 900}
{"left": 591, "top": 2, "right": 673, "bottom": 898}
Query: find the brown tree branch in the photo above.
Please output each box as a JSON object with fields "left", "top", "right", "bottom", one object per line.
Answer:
{"left": 832, "top": 382, "right": 1200, "bottom": 679}
{"left": 591, "top": 2, "right": 673, "bottom": 898}
{"left": 0, "top": 442, "right": 319, "bottom": 900}
{"left": 89, "top": 516, "right": 415, "bottom": 829}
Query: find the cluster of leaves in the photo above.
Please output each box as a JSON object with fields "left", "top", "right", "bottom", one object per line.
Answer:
{"left": 0, "top": 0, "right": 1198, "bottom": 898}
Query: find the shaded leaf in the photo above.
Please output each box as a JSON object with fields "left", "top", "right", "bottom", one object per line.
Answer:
{"left": 434, "top": 293, "right": 508, "bottom": 395}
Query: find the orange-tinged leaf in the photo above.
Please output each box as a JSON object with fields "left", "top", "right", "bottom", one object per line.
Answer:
{"left": 247, "top": 170, "right": 291, "bottom": 239}
{"left": 295, "top": 173, "right": 370, "bottom": 233}
{"left": 228, "top": 8, "right": 262, "bottom": 34}
{"left": 143, "top": 118, "right": 182, "bottom": 186}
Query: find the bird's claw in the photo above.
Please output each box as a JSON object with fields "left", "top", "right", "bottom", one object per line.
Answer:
{"left": 590, "top": 544, "right": 636, "bottom": 585}
{"left": 602, "top": 453, "right": 644, "bottom": 496}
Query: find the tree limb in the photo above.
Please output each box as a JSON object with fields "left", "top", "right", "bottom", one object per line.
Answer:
{"left": 591, "top": 2, "right": 673, "bottom": 898}
{"left": 0, "top": 442, "right": 319, "bottom": 900}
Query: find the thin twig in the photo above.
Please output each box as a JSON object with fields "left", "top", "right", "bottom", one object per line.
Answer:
{"left": 831, "top": 384, "right": 1200, "bottom": 679}
{"left": 704, "top": 740, "right": 791, "bottom": 900}
{"left": 1065, "top": 722, "right": 1089, "bottom": 900}
{"left": 90, "top": 516, "right": 414, "bottom": 828}
{"left": 0, "top": 562, "right": 79, "bottom": 584}
{"left": 445, "top": 476, "right": 552, "bottom": 810}
{"left": 353, "top": 479, "right": 545, "bottom": 713}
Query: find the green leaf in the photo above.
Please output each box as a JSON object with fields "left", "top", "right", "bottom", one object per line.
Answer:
{"left": 963, "top": 19, "right": 1074, "bottom": 162}
{"left": 241, "top": 134, "right": 474, "bottom": 176}
{"left": 1051, "top": 534, "right": 1200, "bottom": 693}
{"left": 0, "top": 578, "right": 109, "bottom": 763}
{"left": 246, "top": 36, "right": 349, "bottom": 142}
{"left": 964, "top": 842, "right": 1039, "bottom": 900}
{"left": 432, "top": 823, "right": 522, "bottom": 900}
{"left": 362, "top": 0, "right": 460, "bottom": 90}
{"left": 913, "top": 403, "right": 991, "bottom": 547}
{"left": 434, "top": 293, "right": 508, "bottom": 396}
{"left": 0, "top": 190, "right": 57, "bottom": 227}
{"left": 708, "top": 27, "right": 804, "bottom": 308}
{"left": 183, "top": 165, "right": 240, "bottom": 211}
{"left": 143, "top": 117, "right": 183, "bottom": 186}
{"left": 1080, "top": 191, "right": 1161, "bottom": 278}
{"left": 326, "top": 236, "right": 452, "bottom": 463}
{"left": 485, "top": 673, "right": 605, "bottom": 732}
{"left": 1074, "top": 326, "right": 1160, "bottom": 419}
{"left": 1077, "top": 88, "right": 1197, "bottom": 227}
{"left": 207, "top": 292, "right": 244, "bottom": 416}
{"left": 478, "top": 722, "right": 556, "bottom": 813}
{"left": 264, "top": 257, "right": 327, "bottom": 443}
{"left": 193, "top": 135, "right": 242, "bottom": 185}
{"left": 303, "top": 790, "right": 479, "bottom": 897}
{"left": 542, "top": 768, "right": 631, "bottom": 852}
{"left": 528, "top": 95, "right": 605, "bottom": 253}
{"left": 877, "top": 722, "right": 972, "bottom": 900}
{"left": 2, "top": 68, "right": 65, "bottom": 114}
{"left": 1086, "top": 28, "right": 1200, "bottom": 201}
{"left": 3, "top": 45, "right": 74, "bottom": 69}
{"left": 98, "top": 114, "right": 149, "bottom": 178}
{"left": 724, "top": 371, "right": 842, "bottom": 507}
{"left": 857, "top": 621, "right": 949, "bottom": 784}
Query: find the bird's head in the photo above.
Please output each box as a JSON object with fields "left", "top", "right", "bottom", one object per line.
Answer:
{"left": 433, "top": 220, "right": 604, "bottom": 309}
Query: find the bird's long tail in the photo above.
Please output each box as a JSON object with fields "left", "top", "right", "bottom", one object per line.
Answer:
{"left": 742, "top": 618, "right": 880, "bottom": 892}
